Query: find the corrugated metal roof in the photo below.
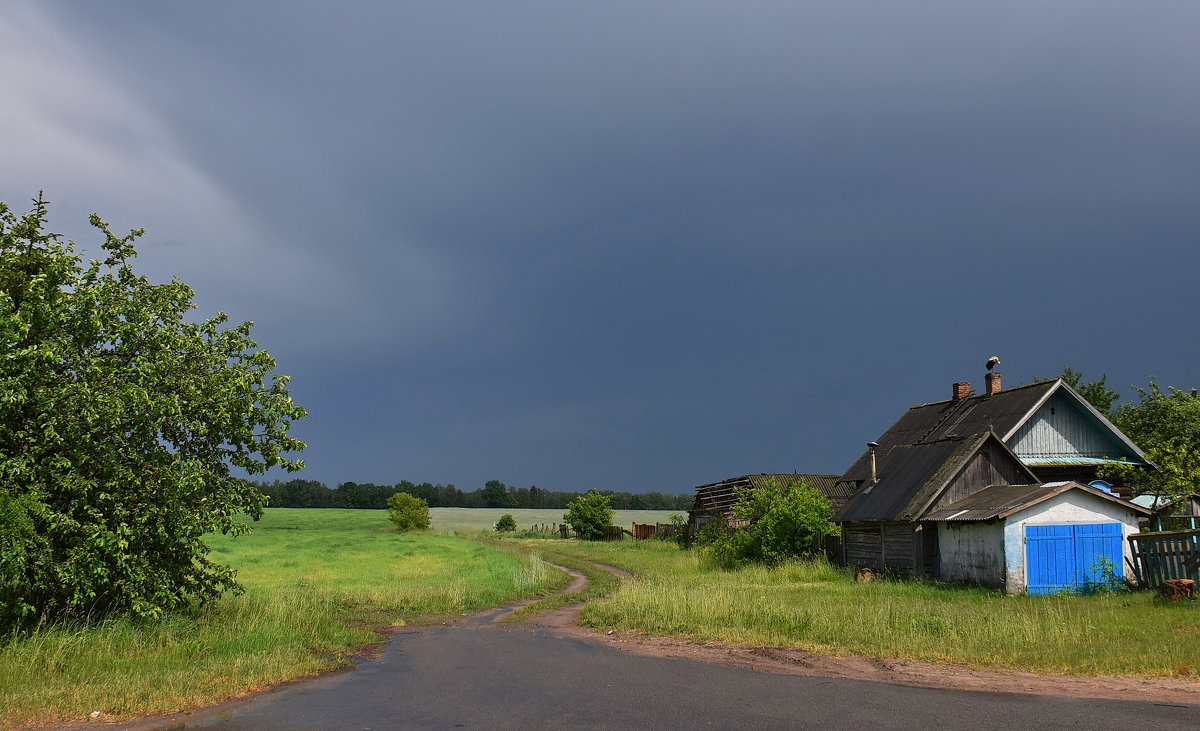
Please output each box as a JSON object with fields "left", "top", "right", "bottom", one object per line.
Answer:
{"left": 1131, "top": 494, "right": 1166, "bottom": 509}
{"left": 923, "top": 481, "right": 1153, "bottom": 521}
{"left": 838, "top": 380, "right": 1057, "bottom": 485}
{"left": 1020, "top": 456, "right": 1146, "bottom": 466}
{"left": 835, "top": 433, "right": 990, "bottom": 523}
{"left": 836, "top": 378, "right": 1148, "bottom": 484}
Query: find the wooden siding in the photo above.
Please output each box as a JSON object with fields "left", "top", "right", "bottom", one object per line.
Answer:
{"left": 844, "top": 524, "right": 883, "bottom": 569}
{"left": 882, "top": 524, "right": 918, "bottom": 572}
{"left": 921, "top": 525, "right": 939, "bottom": 579}
{"left": 843, "top": 522, "right": 933, "bottom": 576}
{"left": 932, "top": 441, "right": 1030, "bottom": 510}
{"left": 1009, "top": 392, "right": 1131, "bottom": 460}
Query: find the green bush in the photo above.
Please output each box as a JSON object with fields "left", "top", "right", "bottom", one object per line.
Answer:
{"left": 0, "top": 197, "right": 305, "bottom": 628}
{"left": 699, "top": 479, "right": 838, "bottom": 568}
{"left": 387, "top": 492, "right": 430, "bottom": 531}
{"left": 563, "top": 490, "right": 613, "bottom": 540}
{"left": 664, "top": 513, "right": 691, "bottom": 548}
{"left": 494, "top": 513, "right": 517, "bottom": 532}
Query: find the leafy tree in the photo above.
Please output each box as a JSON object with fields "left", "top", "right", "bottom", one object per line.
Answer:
{"left": 387, "top": 492, "right": 431, "bottom": 531}
{"left": 665, "top": 512, "right": 691, "bottom": 548}
{"left": 481, "top": 479, "right": 516, "bottom": 508}
{"left": 494, "top": 513, "right": 517, "bottom": 532}
{"left": 733, "top": 479, "right": 839, "bottom": 564}
{"left": 1059, "top": 366, "right": 1121, "bottom": 415}
{"left": 0, "top": 196, "right": 305, "bottom": 627}
{"left": 1105, "top": 379, "right": 1200, "bottom": 502}
{"left": 563, "top": 489, "right": 613, "bottom": 540}
{"left": 697, "top": 479, "right": 838, "bottom": 568}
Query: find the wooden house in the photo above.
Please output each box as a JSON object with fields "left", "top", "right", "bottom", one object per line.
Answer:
{"left": 834, "top": 430, "right": 1151, "bottom": 592}
{"left": 833, "top": 370, "right": 1156, "bottom": 593}
{"left": 834, "top": 375, "right": 1149, "bottom": 498}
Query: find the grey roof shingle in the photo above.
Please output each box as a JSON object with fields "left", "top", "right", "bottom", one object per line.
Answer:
{"left": 838, "top": 380, "right": 1057, "bottom": 488}
{"left": 833, "top": 432, "right": 1017, "bottom": 523}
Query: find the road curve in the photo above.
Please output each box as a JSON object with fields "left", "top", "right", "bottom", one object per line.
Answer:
{"left": 118, "top": 562, "right": 1198, "bottom": 731}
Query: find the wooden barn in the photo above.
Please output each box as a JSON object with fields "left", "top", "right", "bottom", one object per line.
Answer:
{"left": 688, "top": 473, "right": 847, "bottom": 530}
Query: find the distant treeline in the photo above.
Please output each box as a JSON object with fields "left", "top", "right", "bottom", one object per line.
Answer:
{"left": 251, "top": 478, "right": 694, "bottom": 511}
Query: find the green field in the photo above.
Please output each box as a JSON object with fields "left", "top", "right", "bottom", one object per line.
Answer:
{"left": 544, "top": 539, "right": 1200, "bottom": 679}
{"left": 430, "top": 507, "right": 682, "bottom": 532}
{"left": 0, "top": 509, "right": 562, "bottom": 727}
{"left": 10, "top": 506, "right": 1193, "bottom": 727}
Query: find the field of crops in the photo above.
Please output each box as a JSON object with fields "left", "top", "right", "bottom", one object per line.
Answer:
{"left": 430, "top": 507, "right": 682, "bottom": 532}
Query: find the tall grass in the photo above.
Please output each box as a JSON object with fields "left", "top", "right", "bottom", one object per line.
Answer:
{"left": 1, "top": 509, "right": 559, "bottom": 727}
{"left": 550, "top": 540, "right": 1200, "bottom": 679}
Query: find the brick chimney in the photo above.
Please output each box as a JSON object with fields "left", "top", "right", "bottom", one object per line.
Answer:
{"left": 985, "top": 372, "right": 1002, "bottom": 396}
{"left": 952, "top": 382, "right": 972, "bottom": 401}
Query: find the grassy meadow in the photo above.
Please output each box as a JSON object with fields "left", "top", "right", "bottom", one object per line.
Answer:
{"left": 1, "top": 509, "right": 565, "bottom": 727}
{"left": 430, "top": 507, "right": 682, "bottom": 533}
{"left": 8, "top": 508, "right": 1197, "bottom": 726}
{"left": 544, "top": 539, "right": 1200, "bottom": 680}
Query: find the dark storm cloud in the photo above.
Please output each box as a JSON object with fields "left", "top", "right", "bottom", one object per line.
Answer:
{"left": 6, "top": 1, "right": 1199, "bottom": 491}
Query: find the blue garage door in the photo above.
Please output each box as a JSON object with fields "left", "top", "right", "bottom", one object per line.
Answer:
{"left": 1025, "top": 523, "right": 1123, "bottom": 595}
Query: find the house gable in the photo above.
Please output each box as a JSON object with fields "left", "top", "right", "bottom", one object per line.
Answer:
{"left": 930, "top": 438, "right": 1040, "bottom": 512}
{"left": 1007, "top": 389, "right": 1144, "bottom": 466}
{"left": 835, "top": 432, "right": 1038, "bottom": 523}
{"left": 835, "top": 378, "right": 1148, "bottom": 498}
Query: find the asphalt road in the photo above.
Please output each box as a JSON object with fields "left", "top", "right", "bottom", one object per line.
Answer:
{"left": 144, "top": 607, "right": 1197, "bottom": 731}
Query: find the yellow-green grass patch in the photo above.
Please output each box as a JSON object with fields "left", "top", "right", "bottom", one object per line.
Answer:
{"left": 1, "top": 508, "right": 558, "bottom": 727}
{"left": 548, "top": 540, "right": 1200, "bottom": 679}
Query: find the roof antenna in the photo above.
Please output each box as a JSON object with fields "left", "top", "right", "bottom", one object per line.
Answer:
{"left": 868, "top": 441, "right": 880, "bottom": 485}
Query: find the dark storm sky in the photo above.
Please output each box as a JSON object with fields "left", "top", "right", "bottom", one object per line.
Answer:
{"left": 3, "top": 2, "right": 1197, "bottom": 493}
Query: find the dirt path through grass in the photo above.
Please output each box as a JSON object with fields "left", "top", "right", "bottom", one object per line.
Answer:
{"left": 103, "top": 556, "right": 1198, "bottom": 730}
{"left": 516, "top": 557, "right": 1199, "bottom": 706}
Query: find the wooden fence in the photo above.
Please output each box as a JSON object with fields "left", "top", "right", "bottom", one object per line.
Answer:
{"left": 1151, "top": 515, "right": 1200, "bottom": 531}
{"left": 545, "top": 523, "right": 630, "bottom": 540}
{"left": 1128, "top": 529, "right": 1200, "bottom": 588}
{"left": 531, "top": 522, "right": 674, "bottom": 540}
{"left": 631, "top": 522, "right": 681, "bottom": 540}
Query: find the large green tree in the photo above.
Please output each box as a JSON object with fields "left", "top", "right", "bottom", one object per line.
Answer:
{"left": 481, "top": 479, "right": 516, "bottom": 508}
{"left": 1106, "top": 379, "right": 1200, "bottom": 503}
{"left": 1058, "top": 365, "right": 1121, "bottom": 416}
{"left": 0, "top": 195, "right": 306, "bottom": 627}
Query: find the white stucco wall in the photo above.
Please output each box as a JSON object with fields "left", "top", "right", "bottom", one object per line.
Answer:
{"left": 937, "top": 522, "right": 1005, "bottom": 587}
{"left": 1001, "top": 491, "right": 1142, "bottom": 594}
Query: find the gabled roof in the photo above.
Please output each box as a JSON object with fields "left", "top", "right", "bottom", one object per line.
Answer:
{"left": 834, "top": 431, "right": 1039, "bottom": 523}
{"left": 923, "top": 481, "right": 1153, "bottom": 521}
{"left": 692, "top": 473, "right": 847, "bottom": 513}
{"left": 838, "top": 378, "right": 1146, "bottom": 486}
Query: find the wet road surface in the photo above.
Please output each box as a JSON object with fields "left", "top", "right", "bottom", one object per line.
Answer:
{"left": 137, "top": 604, "right": 1198, "bottom": 731}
